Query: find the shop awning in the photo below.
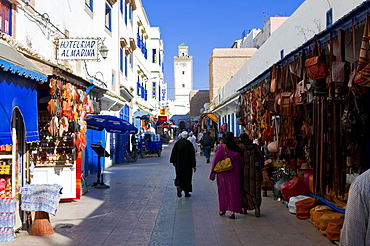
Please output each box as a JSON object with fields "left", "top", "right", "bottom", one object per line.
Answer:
{"left": 0, "top": 41, "right": 48, "bottom": 145}
{"left": 0, "top": 41, "right": 48, "bottom": 83}
{"left": 100, "top": 93, "right": 126, "bottom": 112}
{"left": 202, "top": 113, "right": 218, "bottom": 123}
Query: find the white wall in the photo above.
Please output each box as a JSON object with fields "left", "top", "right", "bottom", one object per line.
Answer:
{"left": 216, "top": 0, "right": 366, "bottom": 107}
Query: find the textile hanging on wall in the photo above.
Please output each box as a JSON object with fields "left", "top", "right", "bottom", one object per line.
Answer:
{"left": 21, "top": 184, "right": 62, "bottom": 215}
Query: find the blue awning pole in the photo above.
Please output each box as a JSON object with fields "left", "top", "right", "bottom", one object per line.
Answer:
{"left": 11, "top": 127, "right": 16, "bottom": 197}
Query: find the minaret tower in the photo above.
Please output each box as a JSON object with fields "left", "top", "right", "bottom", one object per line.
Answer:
{"left": 174, "top": 42, "right": 193, "bottom": 106}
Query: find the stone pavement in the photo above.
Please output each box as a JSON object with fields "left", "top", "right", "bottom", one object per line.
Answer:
{"left": 9, "top": 141, "right": 334, "bottom": 246}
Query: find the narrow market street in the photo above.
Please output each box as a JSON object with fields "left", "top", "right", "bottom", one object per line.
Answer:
{"left": 11, "top": 141, "right": 333, "bottom": 246}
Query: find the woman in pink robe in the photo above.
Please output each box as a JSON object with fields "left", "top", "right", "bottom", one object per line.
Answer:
{"left": 209, "top": 132, "right": 243, "bottom": 219}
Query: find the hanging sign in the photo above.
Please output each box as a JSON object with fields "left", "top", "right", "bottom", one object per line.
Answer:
{"left": 160, "top": 83, "right": 167, "bottom": 102}
{"left": 58, "top": 39, "right": 99, "bottom": 60}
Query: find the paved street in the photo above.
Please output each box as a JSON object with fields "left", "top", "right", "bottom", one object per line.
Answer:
{"left": 10, "top": 141, "right": 334, "bottom": 246}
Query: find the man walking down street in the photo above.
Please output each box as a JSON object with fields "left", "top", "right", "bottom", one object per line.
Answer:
{"left": 201, "top": 131, "right": 214, "bottom": 163}
{"left": 170, "top": 131, "right": 197, "bottom": 197}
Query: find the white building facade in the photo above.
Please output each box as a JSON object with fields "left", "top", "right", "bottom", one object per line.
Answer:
{"left": 210, "top": 0, "right": 366, "bottom": 135}
{"left": 0, "top": 0, "right": 166, "bottom": 189}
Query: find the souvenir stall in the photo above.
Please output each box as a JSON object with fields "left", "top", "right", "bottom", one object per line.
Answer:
{"left": 28, "top": 73, "right": 95, "bottom": 200}
{"left": 236, "top": 6, "right": 370, "bottom": 243}
{"left": 200, "top": 113, "right": 218, "bottom": 136}
{"left": 0, "top": 42, "right": 48, "bottom": 241}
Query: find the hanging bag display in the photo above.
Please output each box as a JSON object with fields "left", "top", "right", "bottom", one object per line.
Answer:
{"left": 213, "top": 145, "right": 233, "bottom": 173}
{"left": 305, "top": 35, "right": 329, "bottom": 80}
{"left": 331, "top": 29, "right": 348, "bottom": 87}
{"left": 262, "top": 110, "right": 274, "bottom": 142}
{"left": 280, "top": 65, "right": 293, "bottom": 115}
{"left": 267, "top": 116, "right": 279, "bottom": 153}
{"left": 270, "top": 64, "right": 278, "bottom": 93}
{"left": 354, "top": 14, "right": 370, "bottom": 87}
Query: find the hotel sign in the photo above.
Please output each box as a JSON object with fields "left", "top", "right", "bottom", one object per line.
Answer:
{"left": 58, "top": 39, "right": 99, "bottom": 60}
{"left": 160, "top": 83, "right": 167, "bottom": 102}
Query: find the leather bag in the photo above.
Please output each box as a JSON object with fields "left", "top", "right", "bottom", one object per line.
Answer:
{"left": 267, "top": 141, "right": 279, "bottom": 153}
{"left": 267, "top": 116, "right": 279, "bottom": 153}
{"left": 291, "top": 56, "right": 306, "bottom": 105}
{"left": 331, "top": 30, "right": 348, "bottom": 87}
{"left": 280, "top": 177, "right": 309, "bottom": 202}
{"left": 325, "top": 218, "right": 345, "bottom": 241}
{"left": 262, "top": 110, "right": 274, "bottom": 142}
{"left": 214, "top": 145, "right": 233, "bottom": 173}
{"left": 295, "top": 197, "right": 320, "bottom": 219}
{"left": 308, "top": 174, "right": 314, "bottom": 193}
{"left": 280, "top": 92, "right": 292, "bottom": 115}
{"left": 315, "top": 211, "right": 344, "bottom": 230}
{"left": 288, "top": 195, "right": 311, "bottom": 214}
{"left": 354, "top": 14, "right": 370, "bottom": 87}
{"left": 310, "top": 205, "right": 332, "bottom": 221}
{"left": 305, "top": 35, "right": 329, "bottom": 80}
{"left": 270, "top": 64, "right": 278, "bottom": 93}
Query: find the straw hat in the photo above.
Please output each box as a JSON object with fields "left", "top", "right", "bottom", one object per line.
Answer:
{"left": 299, "top": 163, "right": 312, "bottom": 170}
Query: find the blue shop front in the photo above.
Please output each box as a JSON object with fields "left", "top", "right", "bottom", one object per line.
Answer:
{"left": 0, "top": 41, "right": 48, "bottom": 233}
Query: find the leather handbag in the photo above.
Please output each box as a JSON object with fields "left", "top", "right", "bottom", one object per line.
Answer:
{"left": 295, "top": 197, "right": 320, "bottom": 219}
{"left": 290, "top": 56, "right": 306, "bottom": 105}
{"left": 280, "top": 177, "right": 309, "bottom": 202}
{"left": 214, "top": 145, "right": 233, "bottom": 173}
{"left": 280, "top": 92, "right": 292, "bottom": 115}
{"left": 331, "top": 29, "right": 348, "bottom": 88}
{"left": 315, "top": 211, "right": 344, "bottom": 230}
{"left": 267, "top": 116, "right": 279, "bottom": 153}
{"left": 262, "top": 110, "right": 274, "bottom": 142}
{"left": 354, "top": 14, "right": 370, "bottom": 87}
{"left": 305, "top": 35, "right": 329, "bottom": 80}
{"left": 325, "top": 219, "right": 345, "bottom": 241}
{"left": 270, "top": 64, "right": 278, "bottom": 93}
{"left": 267, "top": 141, "right": 279, "bottom": 153}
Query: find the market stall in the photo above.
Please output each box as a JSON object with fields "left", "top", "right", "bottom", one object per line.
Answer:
{"left": 237, "top": 8, "right": 370, "bottom": 216}
{"left": 29, "top": 74, "right": 95, "bottom": 200}
{"left": 0, "top": 41, "right": 48, "bottom": 240}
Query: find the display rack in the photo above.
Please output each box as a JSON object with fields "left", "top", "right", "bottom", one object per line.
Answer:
{"left": 0, "top": 150, "right": 16, "bottom": 242}
{"left": 29, "top": 110, "right": 77, "bottom": 199}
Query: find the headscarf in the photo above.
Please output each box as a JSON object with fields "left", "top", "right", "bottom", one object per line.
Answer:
{"left": 224, "top": 132, "right": 242, "bottom": 154}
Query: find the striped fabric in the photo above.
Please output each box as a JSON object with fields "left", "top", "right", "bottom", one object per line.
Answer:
{"left": 354, "top": 15, "right": 370, "bottom": 87}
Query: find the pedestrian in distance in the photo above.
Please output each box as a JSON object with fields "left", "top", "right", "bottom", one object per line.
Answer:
{"left": 197, "top": 129, "right": 205, "bottom": 156}
{"left": 170, "top": 131, "right": 197, "bottom": 198}
{"left": 197, "top": 129, "right": 204, "bottom": 143}
{"left": 340, "top": 168, "right": 370, "bottom": 246}
{"left": 237, "top": 132, "right": 263, "bottom": 217}
{"left": 214, "top": 137, "right": 224, "bottom": 152}
{"left": 216, "top": 127, "right": 226, "bottom": 146}
{"left": 209, "top": 132, "right": 243, "bottom": 219}
{"left": 201, "top": 131, "right": 214, "bottom": 163}
{"left": 187, "top": 132, "right": 198, "bottom": 153}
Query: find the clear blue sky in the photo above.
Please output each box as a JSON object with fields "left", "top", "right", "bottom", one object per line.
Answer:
{"left": 141, "top": 0, "right": 305, "bottom": 100}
